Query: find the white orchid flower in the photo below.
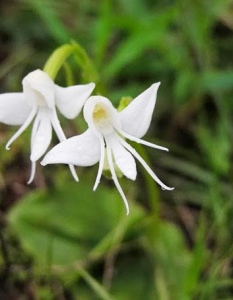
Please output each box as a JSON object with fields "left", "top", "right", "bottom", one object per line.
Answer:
{"left": 41, "top": 83, "right": 173, "bottom": 214}
{"left": 0, "top": 69, "right": 95, "bottom": 183}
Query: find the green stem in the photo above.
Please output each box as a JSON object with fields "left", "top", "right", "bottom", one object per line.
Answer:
{"left": 78, "top": 266, "right": 115, "bottom": 300}
{"left": 43, "top": 42, "right": 104, "bottom": 94}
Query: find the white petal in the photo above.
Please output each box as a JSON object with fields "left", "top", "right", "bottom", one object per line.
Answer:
{"left": 6, "top": 105, "right": 37, "bottom": 150}
{"left": 93, "top": 136, "right": 105, "bottom": 191}
{"left": 55, "top": 83, "right": 95, "bottom": 119}
{"left": 27, "top": 161, "right": 36, "bottom": 184}
{"left": 106, "top": 143, "right": 129, "bottom": 215}
{"left": 22, "top": 69, "right": 55, "bottom": 109}
{"left": 120, "top": 83, "right": 160, "bottom": 138}
{"left": 120, "top": 139, "right": 174, "bottom": 191}
{"left": 0, "top": 93, "right": 32, "bottom": 125}
{"left": 108, "top": 135, "right": 137, "bottom": 180}
{"left": 30, "top": 108, "right": 52, "bottom": 161}
{"left": 41, "top": 129, "right": 101, "bottom": 167}
{"left": 119, "top": 129, "right": 168, "bottom": 151}
{"left": 50, "top": 108, "right": 79, "bottom": 182}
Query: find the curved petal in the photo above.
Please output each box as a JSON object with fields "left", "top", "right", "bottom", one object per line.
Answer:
{"left": 120, "top": 139, "right": 174, "bottom": 191}
{"left": 41, "top": 129, "right": 101, "bottom": 167}
{"left": 55, "top": 82, "right": 95, "bottom": 119}
{"left": 30, "top": 108, "right": 53, "bottom": 161}
{"left": 108, "top": 135, "right": 137, "bottom": 180}
{"left": 6, "top": 105, "right": 37, "bottom": 150}
{"left": 27, "top": 161, "right": 36, "bottom": 184}
{"left": 118, "top": 129, "right": 168, "bottom": 151}
{"left": 120, "top": 83, "right": 160, "bottom": 138}
{"left": 106, "top": 143, "right": 129, "bottom": 215}
{"left": 93, "top": 136, "right": 105, "bottom": 191}
{"left": 22, "top": 69, "right": 55, "bottom": 109}
{"left": 0, "top": 93, "right": 31, "bottom": 125}
{"left": 50, "top": 108, "right": 79, "bottom": 182}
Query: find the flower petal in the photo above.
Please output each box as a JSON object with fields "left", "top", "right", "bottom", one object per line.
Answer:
{"left": 50, "top": 108, "right": 79, "bottom": 182}
{"left": 22, "top": 69, "right": 55, "bottom": 109}
{"left": 6, "top": 105, "right": 37, "bottom": 150}
{"left": 93, "top": 136, "right": 105, "bottom": 191}
{"left": 41, "top": 129, "right": 101, "bottom": 167}
{"left": 120, "top": 83, "right": 160, "bottom": 138}
{"left": 27, "top": 161, "right": 36, "bottom": 184}
{"left": 55, "top": 83, "right": 95, "bottom": 119}
{"left": 108, "top": 135, "right": 137, "bottom": 180}
{"left": 106, "top": 143, "right": 129, "bottom": 215}
{"left": 119, "top": 129, "right": 168, "bottom": 151}
{"left": 0, "top": 93, "right": 31, "bottom": 125}
{"left": 30, "top": 108, "right": 53, "bottom": 161}
{"left": 120, "top": 138, "right": 174, "bottom": 191}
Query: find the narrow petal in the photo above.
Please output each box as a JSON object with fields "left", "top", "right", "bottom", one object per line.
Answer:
{"left": 31, "top": 112, "right": 40, "bottom": 147}
{"left": 120, "top": 139, "right": 174, "bottom": 191}
{"left": 30, "top": 108, "right": 52, "bottom": 161}
{"left": 93, "top": 136, "right": 105, "bottom": 191}
{"left": 0, "top": 93, "right": 32, "bottom": 125}
{"left": 6, "top": 105, "right": 37, "bottom": 150}
{"left": 120, "top": 83, "right": 160, "bottom": 138}
{"left": 41, "top": 129, "right": 101, "bottom": 167}
{"left": 118, "top": 129, "right": 168, "bottom": 151}
{"left": 50, "top": 108, "right": 79, "bottom": 181}
{"left": 106, "top": 143, "right": 129, "bottom": 215}
{"left": 55, "top": 83, "right": 95, "bottom": 119}
{"left": 107, "top": 135, "right": 137, "bottom": 181}
{"left": 27, "top": 161, "right": 36, "bottom": 184}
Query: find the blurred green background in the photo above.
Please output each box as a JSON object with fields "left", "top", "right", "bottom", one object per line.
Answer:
{"left": 0, "top": 0, "right": 233, "bottom": 299}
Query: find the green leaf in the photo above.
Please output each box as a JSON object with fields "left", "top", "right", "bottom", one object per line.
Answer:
{"left": 8, "top": 181, "right": 145, "bottom": 267}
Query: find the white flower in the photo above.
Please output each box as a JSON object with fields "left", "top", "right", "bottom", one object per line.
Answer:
{"left": 0, "top": 69, "right": 95, "bottom": 183}
{"left": 41, "top": 83, "right": 173, "bottom": 214}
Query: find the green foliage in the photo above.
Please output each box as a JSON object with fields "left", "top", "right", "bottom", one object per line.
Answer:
{"left": 8, "top": 181, "right": 144, "bottom": 267}
{"left": 0, "top": 0, "right": 233, "bottom": 299}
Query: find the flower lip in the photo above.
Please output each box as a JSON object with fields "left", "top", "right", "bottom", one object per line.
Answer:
{"left": 84, "top": 96, "right": 121, "bottom": 136}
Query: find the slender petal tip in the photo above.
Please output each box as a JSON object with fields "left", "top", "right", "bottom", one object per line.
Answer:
{"left": 152, "top": 82, "right": 161, "bottom": 89}
{"left": 162, "top": 186, "right": 174, "bottom": 191}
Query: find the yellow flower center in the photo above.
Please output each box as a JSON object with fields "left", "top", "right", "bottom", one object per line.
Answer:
{"left": 93, "top": 104, "right": 110, "bottom": 127}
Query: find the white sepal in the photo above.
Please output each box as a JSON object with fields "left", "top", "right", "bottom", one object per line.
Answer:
{"left": 41, "top": 129, "right": 101, "bottom": 167}
{"left": 0, "top": 93, "right": 31, "bottom": 125}
{"left": 120, "top": 83, "right": 160, "bottom": 138}
{"left": 55, "top": 82, "right": 95, "bottom": 119}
